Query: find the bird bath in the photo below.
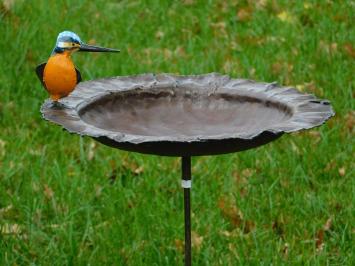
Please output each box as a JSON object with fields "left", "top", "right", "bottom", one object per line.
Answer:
{"left": 41, "top": 73, "right": 334, "bottom": 265}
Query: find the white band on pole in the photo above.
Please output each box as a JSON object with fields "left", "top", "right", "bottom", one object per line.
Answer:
{"left": 181, "top": 180, "right": 192, "bottom": 188}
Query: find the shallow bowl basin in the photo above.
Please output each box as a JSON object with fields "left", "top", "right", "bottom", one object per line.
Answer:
{"left": 41, "top": 73, "right": 334, "bottom": 156}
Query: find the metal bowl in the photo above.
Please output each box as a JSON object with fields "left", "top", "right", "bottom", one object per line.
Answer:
{"left": 41, "top": 73, "right": 334, "bottom": 156}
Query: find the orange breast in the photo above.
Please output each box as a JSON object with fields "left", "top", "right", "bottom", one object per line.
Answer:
{"left": 43, "top": 52, "right": 77, "bottom": 101}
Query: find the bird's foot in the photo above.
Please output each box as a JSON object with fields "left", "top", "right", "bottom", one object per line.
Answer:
{"left": 50, "top": 100, "right": 65, "bottom": 109}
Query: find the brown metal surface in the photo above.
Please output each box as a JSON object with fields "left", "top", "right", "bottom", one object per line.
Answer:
{"left": 41, "top": 73, "right": 334, "bottom": 156}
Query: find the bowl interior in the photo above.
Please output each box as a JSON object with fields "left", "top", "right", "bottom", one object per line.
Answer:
{"left": 79, "top": 88, "right": 293, "bottom": 138}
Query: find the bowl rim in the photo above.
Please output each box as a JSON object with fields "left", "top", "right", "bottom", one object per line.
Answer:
{"left": 40, "top": 73, "right": 335, "bottom": 144}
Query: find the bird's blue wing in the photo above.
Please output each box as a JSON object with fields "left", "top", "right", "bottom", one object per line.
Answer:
{"left": 35, "top": 62, "right": 47, "bottom": 89}
{"left": 75, "top": 68, "right": 82, "bottom": 83}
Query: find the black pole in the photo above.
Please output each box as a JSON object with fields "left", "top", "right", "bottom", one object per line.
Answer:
{"left": 182, "top": 156, "right": 191, "bottom": 266}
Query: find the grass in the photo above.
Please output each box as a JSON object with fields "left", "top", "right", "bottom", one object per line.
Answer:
{"left": 0, "top": 0, "right": 354, "bottom": 265}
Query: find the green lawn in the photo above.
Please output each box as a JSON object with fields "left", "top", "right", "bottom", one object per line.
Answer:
{"left": 0, "top": 0, "right": 354, "bottom": 265}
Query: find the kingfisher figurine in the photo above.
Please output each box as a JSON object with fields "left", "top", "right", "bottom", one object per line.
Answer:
{"left": 36, "top": 31, "right": 119, "bottom": 102}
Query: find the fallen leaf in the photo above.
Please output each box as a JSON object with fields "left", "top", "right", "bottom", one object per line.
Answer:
{"left": 25, "top": 49, "right": 36, "bottom": 63}
{"left": 277, "top": 11, "right": 296, "bottom": 23}
{"left": 271, "top": 62, "right": 282, "bottom": 75}
{"left": 228, "top": 242, "right": 235, "bottom": 250}
{"left": 265, "top": 36, "right": 285, "bottom": 44}
{"left": 241, "top": 168, "right": 255, "bottom": 178}
{"left": 343, "top": 43, "right": 355, "bottom": 58}
{"left": 95, "top": 220, "right": 110, "bottom": 229}
{"left": 319, "top": 40, "right": 338, "bottom": 55}
{"left": 210, "top": 21, "right": 227, "bottom": 37}
{"left": 87, "top": 141, "right": 97, "bottom": 161}
{"left": 292, "top": 47, "right": 299, "bottom": 56}
{"left": 264, "top": 0, "right": 280, "bottom": 13}
{"left": 314, "top": 218, "right": 333, "bottom": 252}
{"left": 220, "top": 230, "right": 232, "bottom": 237}
{"left": 330, "top": 42, "right": 338, "bottom": 52}
{"left": 282, "top": 242, "right": 289, "bottom": 258}
{"left": 133, "top": 166, "right": 144, "bottom": 175}
{"left": 0, "top": 223, "right": 21, "bottom": 235}
{"left": 239, "top": 187, "right": 248, "bottom": 197}
{"left": 217, "top": 1, "right": 230, "bottom": 13}
{"left": 0, "top": 138, "right": 6, "bottom": 157}
{"left": 109, "top": 159, "right": 116, "bottom": 170}
{"left": 218, "top": 197, "right": 243, "bottom": 228}
{"left": 233, "top": 171, "right": 248, "bottom": 185}
{"left": 0, "top": 205, "right": 13, "bottom": 216}
{"left": 237, "top": 8, "right": 252, "bottom": 22}
{"left": 338, "top": 167, "right": 346, "bottom": 177}
{"left": 108, "top": 160, "right": 118, "bottom": 184}
{"left": 191, "top": 231, "right": 203, "bottom": 250}
{"left": 29, "top": 148, "right": 42, "bottom": 156}
{"left": 163, "top": 48, "right": 173, "bottom": 60}
{"left": 95, "top": 185, "right": 102, "bottom": 198}
{"left": 230, "top": 41, "right": 242, "bottom": 52}
{"left": 174, "top": 46, "right": 186, "bottom": 57}
{"left": 174, "top": 239, "right": 184, "bottom": 253}
{"left": 315, "top": 229, "right": 324, "bottom": 252}
{"left": 43, "top": 184, "right": 54, "bottom": 199}
{"left": 249, "top": 67, "right": 256, "bottom": 76}
{"left": 49, "top": 223, "right": 61, "bottom": 229}
{"left": 33, "top": 209, "right": 41, "bottom": 224}
{"left": 223, "top": 60, "right": 233, "bottom": 73}
{"left": 255, "top": 0, "right": 267, "bottom": 10}
{"left": 295, "top": 84, "right": 305, "bottom": 92}
{"left": 271, "top": 61, "right": 293, "bottom": 76}
{"left": 324, "top": 160, "right": 336, "bottom": 172}
{"left": 303, "top": 2, "right": 312, "bottom": 9}
{"left": 182, "top": 0, "right": 195, "bottom": 5}
{"left": 155, "top": 30, "right": 164, "bottom": 40}
{"left": 306, "top": 81, "right": 323, "bottom": 95}
{"left": 323, "top": 218, "right": 332, "bottom": 231}
{"left": 122, "top": 158, "right": 144, "bottom": 175}
{"left": 290, "top": 141, "right": 300, "bottom": 155}
{"left": 244, "top": 220, "right": 256, "bottom": 233}
{"left": 344, "top": 111, "right": 355, "bottom": 132}
{"left": 308, "top": 130, "right": 321, "bottom": 143}
{"left": 119, "top": 247, "right": 129, "bottom": 263}
{"left": 241, "top": 36, "right": 265, "bottom": 46}
{"left": 2, "top": 0, "right": 15, "bottom": 11}
{"left": 210, "top": 21, "right": 226, "bottom": 30}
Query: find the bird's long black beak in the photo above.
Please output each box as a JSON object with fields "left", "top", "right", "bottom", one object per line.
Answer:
{"left": 79, "top": 43, "right": 120, "bottom": 53}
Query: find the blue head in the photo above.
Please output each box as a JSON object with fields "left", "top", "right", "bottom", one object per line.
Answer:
{"left": 52, "top": 31, "right": 120, "bottom": 55}
{"left": 52, "top": 31, "right": 82, "bottom": 54}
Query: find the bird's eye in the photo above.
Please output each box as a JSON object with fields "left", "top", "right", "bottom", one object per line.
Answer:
{"left": 72, "top": 43, "right": 75, "bottom": 46}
